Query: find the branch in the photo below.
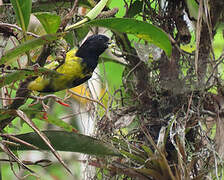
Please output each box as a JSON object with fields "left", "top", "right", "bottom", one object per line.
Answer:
{"left": 114, "top": 33, "right": 151, "bottom": 109}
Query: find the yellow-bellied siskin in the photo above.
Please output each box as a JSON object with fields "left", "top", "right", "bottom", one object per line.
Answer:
{"left": 28, "top": 34, "right": 110, "bottom": 92}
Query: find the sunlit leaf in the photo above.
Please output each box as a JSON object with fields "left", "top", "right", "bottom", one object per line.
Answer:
{"left": 1, "top": 33, "right": 65, "bottom": 64}
{"left": 7, "top": 131, "right": 120, "bottom": 156}
{"left": 10, "top": 0, "right": 32, "bottom": 31}
{"left": 65, "top": 0, "right": 109, "bottom": 30}
{"left": 85, "top": 0, "right": 109, "bottom": 20}
{"left": 34, "top": 12, "right": 61, "bottom": 34}
{"left": 99, "top": 61, "right": 124, "bottom": 89}
{"left": 83, "top": 18, "right": 172, "bottom": 57}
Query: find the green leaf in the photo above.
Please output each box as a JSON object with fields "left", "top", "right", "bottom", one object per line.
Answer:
{"left": 99, "top": 61, "right": 124, "bottom": 90}
{"left": 185, "top": 0, "right": 199, "bottom": 20}
{"left": 120, "top": 149, "right": 145, "bottom": 164}
{"left": 84, "top": 18, "right": 172, "bottom": 57}
{"left": 64, "top": 31, "right": 76, "bottom": 48}
{"left": 0, "top": 109, "right": 14, "bottom": 121}
{"left": 10, "top": 0, "right": 32, "bottom": 31}
{"left": 65, "top": 0, "right": 109, "bottom": 31}
{"left": 34, "top": 12, "right": 61, "bottom": 34}
{"left": 21, "top": 107, "right": 43, "bottom": 119}
{"left": 85, "top": 0, "right": 109, "bottom": 20}
{"left": 0, "top": 67, "right": 61, "bottom": 88}
{"left": 45, "top": 114, "right": 77, "bottom": 132}
{"left": 1, "top": 33, "right": 65, "bottom": 64}
{"left": 74, "top": 26, "right": 90, "bottom": 44}
{"left": 7, "top": 131, "right": 120, "bottom": 156}
{"left": 141, "top": 145, "right": 154, "bottom": 157}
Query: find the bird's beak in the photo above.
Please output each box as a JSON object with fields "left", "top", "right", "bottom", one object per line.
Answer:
{"left": 107, "top": 39, "right": 116, "bottom": 49}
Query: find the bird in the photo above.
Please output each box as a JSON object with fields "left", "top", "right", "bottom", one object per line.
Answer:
{"left": 28, "top": 34, "right": 111, "bottom": 92}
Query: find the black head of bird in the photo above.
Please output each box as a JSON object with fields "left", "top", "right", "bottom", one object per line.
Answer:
{"left": 75, "top": 34, "right": 110, "bottom": 70}
{"left": 76, "top": 34, "right": 110, "bottom": 59}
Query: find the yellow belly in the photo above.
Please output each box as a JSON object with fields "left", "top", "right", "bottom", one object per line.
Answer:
{"left": 28, "top": 49, "right": 89, "bottom": 92}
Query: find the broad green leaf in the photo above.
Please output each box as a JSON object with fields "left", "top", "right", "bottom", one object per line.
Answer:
{"left": 7, "top": 131, "right": 120, "bottom": 156}
{"left": 45, "top": 114, "right": 77, "bottom": 132}
{"left": 84, "top": 18, "right": 172, "bottom": 57}
{"left": 10, "top": 0, "right": 32, "bottom": 31}
{"left": 1, "top": 33, "right": 65, "bottom": 64}
{"left": 34, "top": 12, "right": 61, "bottom": 34}
{"left": 99, "top": 61, "right": 124, "bottom": 90}
{"left": 0, "top": 67, "right": 61, "bottom": 88}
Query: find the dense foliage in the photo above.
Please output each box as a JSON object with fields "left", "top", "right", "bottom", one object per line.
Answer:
{"left": 0, "top": 0, "right": 224, "bottom": 179}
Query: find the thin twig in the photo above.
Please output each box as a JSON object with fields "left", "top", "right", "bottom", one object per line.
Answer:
{"left": 97, "top": 8, "right": 119, "bottom": 19}
{"left": 29, "top": 94, "right": 63, "bottom": 101}
{"left": 61, "top": 111, "right": 90, "bottom": 120}
{"left": 29, "top": 94, "right": 66, "bottom": 111}
{"left": 15, "top": 110, "right": 73, "bottom": 176}
{"left": 0, "top": 158, "right": 52, "bottom": 167}
{"left": 0, "top": 142, "right": 35, "bottom": 173}
{"left": 168, "top": 34, "right": 194, "bottom": 56}
{"left": 68, "top": 89, "right": 106, "bottom": 110}
{"left": 195, "top": 0, "right": 203, "bottom": 77}
{"left": 124, "top": 61, "right": 142, "bottom": 85}
{"left": 205, "top": 52, "right": 224, "bottom": 87}
{"left": 0, "top": 23, "right": 40, "bottom": 38}
{"left": 60, "top": 0, "right": 79, "bottom": 30}
{"left": 0, "top": 133, "right": 39, "bottom": 150}
{"left": 185, "top": 92, "right": 193, "bottom": 120}
{"left": 0, "top": 97, "right": 24, "bottom": 100}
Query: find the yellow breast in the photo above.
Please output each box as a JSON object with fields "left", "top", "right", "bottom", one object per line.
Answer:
{"left": 28, "top": 48, "right": 87, "bottom": 92}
